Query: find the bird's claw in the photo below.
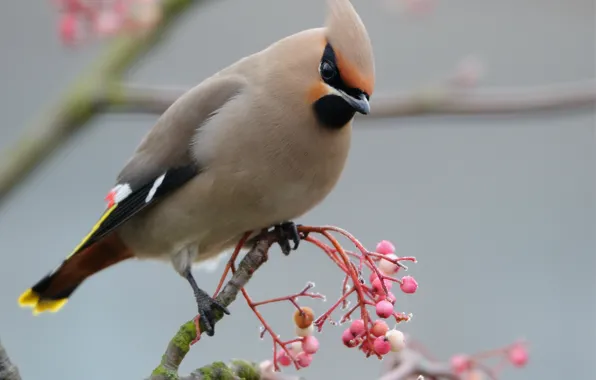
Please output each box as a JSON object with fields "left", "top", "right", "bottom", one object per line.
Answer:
{"left": 194, "top": 289, "right": 230, "bottom": 337}
{"left": 274, "top": 221, "right": 303, "bottom": 256}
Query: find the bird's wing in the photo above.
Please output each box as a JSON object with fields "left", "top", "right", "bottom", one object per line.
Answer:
{"left": 66, "top": 75, "right": 247, "bottom": 258}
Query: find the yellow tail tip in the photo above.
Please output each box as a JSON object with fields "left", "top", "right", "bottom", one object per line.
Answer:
{"left": 18, "top": 289, "right": 39, "bottom": 307}
{"left": 18, "top": 289, "right": 68, "bottom": 315}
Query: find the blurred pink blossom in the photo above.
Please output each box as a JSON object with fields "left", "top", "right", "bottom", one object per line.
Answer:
{"left": 450, "top": 55, "right": 487, "bottom": 88}
{"left": 58, "top": 12, "right": 80, "bottom": 45}
{"left": 51, "top": 0, "right": 162, "bottom": 45}
{"left": 403, "top": 0, "right": 436, "bottom": 15}
{"left": 94, "top": 10, "right": 123, "bottom": 36}
{"left": 381, "top": 0, "right": 436, "bottom": 16}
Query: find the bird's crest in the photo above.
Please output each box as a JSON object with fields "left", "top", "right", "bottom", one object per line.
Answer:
{"left": 324, "top": 0, "right": 375, "bottom": 96}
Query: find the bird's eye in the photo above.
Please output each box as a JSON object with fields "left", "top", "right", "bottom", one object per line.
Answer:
{"left": 320, "top": 61, "right": 337, "bottom": 81}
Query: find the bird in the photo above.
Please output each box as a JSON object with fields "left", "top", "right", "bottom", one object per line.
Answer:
{"left": 18, "top": 0, "right": 375, "bottom": 336}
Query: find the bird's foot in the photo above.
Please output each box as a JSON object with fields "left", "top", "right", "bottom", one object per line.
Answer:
{"left": 192, "top": 287, "right": 230, "bottom": 337}
{"left": 184, "top": 269, "right": 230, "bottom": 337}
{"left": 273, "top": 221, "right": 306, "bottom": 256}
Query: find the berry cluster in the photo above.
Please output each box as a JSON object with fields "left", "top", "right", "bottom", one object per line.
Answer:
{"left": 337, "top": 240, "right": 416, "bottom": 358}
{"left": 213, "top": 226, "right": 418, "bottom": 371}
{"left": 209, "top": 225, "right": 529, "bottom": 379}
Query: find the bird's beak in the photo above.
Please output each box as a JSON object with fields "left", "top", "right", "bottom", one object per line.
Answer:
{"left": 340, "top": 91, "right": 370, "bottom": 115}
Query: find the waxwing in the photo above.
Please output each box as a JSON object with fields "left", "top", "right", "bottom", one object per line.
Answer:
{"left": 18, "top": 0, "right": 375, "bottom": 336}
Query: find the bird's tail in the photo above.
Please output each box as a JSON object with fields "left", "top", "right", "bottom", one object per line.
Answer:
{"left": 18, "top": 232, "right": 133, "bottom": 315}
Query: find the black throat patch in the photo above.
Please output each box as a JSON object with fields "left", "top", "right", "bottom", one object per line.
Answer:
{"left": 313, "top": 43, "right": 368, "bottom": 129}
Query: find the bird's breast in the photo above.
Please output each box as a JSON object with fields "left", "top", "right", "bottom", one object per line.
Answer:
{"left": 152, "top": 88, "right": 355, "bottom": 252}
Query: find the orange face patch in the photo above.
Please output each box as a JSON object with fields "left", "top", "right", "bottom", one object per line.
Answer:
{"left": 307, "top": 82, "right": 330, "bottom": 103}
{"left": 334, "top": 49, "right": 374, "bottom": 96}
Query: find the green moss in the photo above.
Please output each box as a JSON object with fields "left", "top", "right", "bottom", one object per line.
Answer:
{"left": 105, "top": 82, "right": 125, "bottom": 106}
{"left": 198, "top": 361, "right": 239, "bottom": 380}
{"left": 62, "top": 84, "right": 95, "bottom": 126}
{"left": 229, "top": 360, "right": 259, "bottom": 380}
{"left": 151, "top": 365, "right": 179, "bottom": 380}
{"left": 171, "top": 321, "right": 197, "bottom": 354}
{"left": 197, "top": 364, "right": 214, "bottom": 379}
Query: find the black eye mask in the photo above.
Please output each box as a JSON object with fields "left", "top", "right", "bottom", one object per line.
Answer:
{"left": 319, "top": 43, "right": 369, "bottom": 101}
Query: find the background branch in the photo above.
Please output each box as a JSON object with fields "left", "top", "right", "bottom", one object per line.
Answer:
{"left": 0, "top": 339, "right": 22, "bottom": 380}
{"left": 1, "top": 76, "right": 594, "bottom": 206}
{"left": 104, "top": 80, "right": 596, "bottom": 117}
{"left": 379, "top": 348, "right": 459, "bottom": 380}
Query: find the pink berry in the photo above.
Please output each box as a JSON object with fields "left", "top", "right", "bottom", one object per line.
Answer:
{"left": 508, "top": 344, "right": 528, "bottom": 367}
{"left": 386, "top": 291, "right": 396, "bottom": 304}
{"left": 400, "top": 276, "right": 418, "bottom": 294}
{"left": 288, "top": 342, "right": 302, "bottom": 357}
{"left": 451, "top": 354, "right": 471, "bottom": 374}
{"left": 373, "top": 336, "right": 391, "bottom": 355}
{"left": 276, "top": 351, "right": 292, "bottom": 367}
{"left": 296, "top": 352, "right": 313, "bottom": 368}
{"left": 349, "top": 319, "right": 366, "bottom": 336}
{"left": 369, "top": 271, "right": 379, "bottom": 283}
{"left": 378, "top": 254, "right": 400, "bottom": 275}
{"left": 372, "top": 278, "right": 392, "bottom": 294}
{"left": 371, "top": 320, "right": 389, "bottom": 337}
{"left": 359, "top": 339, "right": 372, "bottom": 354}
{"left": 376, "top": 240, "right": 395, "bottom": 255}
{"left": 385, "top": 329, "right": 405, "bottom": 352}
{"left": 375, "top": 300, "right": 394, "bottom": 318}
{"left": 342, "top": 328, "right": 358, "bottom": 348}
{"left": 301, "top": 336, "right": 320, "bottom": 354}
{"left": 376, "top": 291, "right": 397, "bottom": 304}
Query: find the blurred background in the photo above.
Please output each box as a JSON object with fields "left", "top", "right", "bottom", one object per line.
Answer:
{"left": 0, "top": 0, "right": 594, "bottom": 379}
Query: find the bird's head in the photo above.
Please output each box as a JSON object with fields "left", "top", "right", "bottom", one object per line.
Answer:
{"left": 310, "top": 0, "right": 375, "bottom": 129}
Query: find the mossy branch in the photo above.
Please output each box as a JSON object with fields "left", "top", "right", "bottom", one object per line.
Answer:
{"left": 148, "top": 239, "right": 273, "bottom": 380}
{"left": 0, "top": 0, "right": 205, "bottom": 204}
{"left": 154, "top": 359, "right": 263, "bottom": 380}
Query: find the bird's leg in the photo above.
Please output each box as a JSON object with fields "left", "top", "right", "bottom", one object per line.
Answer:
{"left": 173, "top": 246, "right": 230, "bottom": 336}
{"left": 183, "top": 268, "right": 230, "bottom": 336}
{"left": 273, "top": 221, "right": 304, "bottom": 256}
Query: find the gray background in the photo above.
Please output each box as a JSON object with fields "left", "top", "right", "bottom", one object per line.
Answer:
{"left": 0, "top": 0, "right": 594, "bottom": 379}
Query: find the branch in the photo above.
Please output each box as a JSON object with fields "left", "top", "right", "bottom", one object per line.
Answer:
{"left": 2, "top": 76, "right": 594, "bottom": 207}
{"left": 100, "top": 80, "right": 596, "bottom": 117}
{"left": 0, "top": 0, "right": 204, "bottom": 203}
{"left": 148, "top": 237, "right": 274, "bottom": 380}
{"left": 368, "top": 80, "right": 596, "bottom": 117}
{"left": 0, "top": 339, "right": 22, "bottom": 380}
{"left": 379, "top": 348, "right": 458, "bottom": 380}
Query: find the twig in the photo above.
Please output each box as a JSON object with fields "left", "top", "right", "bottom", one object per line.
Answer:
{"left": 0, "top": 339, "right": 22, "bottom": 380}
{"left": 148, "top": 238, "right": 273, "bottom": 380}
